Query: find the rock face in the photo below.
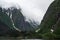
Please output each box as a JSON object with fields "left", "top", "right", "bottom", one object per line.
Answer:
{"left": 39, "top": 0, "right": 60, "bottom": 35}
{"left": 11, "top": 8, "right": 37, "bottom": 32}
{"left": 0, "top": 7, "right": 38, "bottom": 36}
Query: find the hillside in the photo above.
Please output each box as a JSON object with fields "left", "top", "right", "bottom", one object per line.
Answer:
{"left": 0, "top": 7, "right": 39, "bottom": 37}
{"left": 38, "top": 0, "right": 60, "bottom": 39}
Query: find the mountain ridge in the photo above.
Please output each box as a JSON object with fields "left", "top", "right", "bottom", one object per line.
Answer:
{"left": 0, "top": 7, "right": 38, "bottom": 33}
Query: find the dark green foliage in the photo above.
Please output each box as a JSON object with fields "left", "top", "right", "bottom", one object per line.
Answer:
{"left": 0, "top": 7, "right": 14, "bottom": 30}
{"left": 38, "top": 0, "right": 60, "bottom": 39}
{"left": 0, "top": 7, "right": 16, "bottom": 36}
{"left": 1, "top": 0, "right": 60, "bottom": 39}
{"left": 53, "top": 19, "right": 60, "bottom": 34}
{"left": 0, "top": 21, "right": 10, "bottom": 36}
{"left": 42, "top": 32, "right": 56, "bottom": 40}
{"left": 0, "top": 7, "right": 38, "bottom": 37}
{"left": 39, "top": 0, "right": 60, "bottom": 33}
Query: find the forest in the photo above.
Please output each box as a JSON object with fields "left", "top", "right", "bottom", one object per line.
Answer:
{"left": 0, "top": 0, "right": 60, "bottom": 40}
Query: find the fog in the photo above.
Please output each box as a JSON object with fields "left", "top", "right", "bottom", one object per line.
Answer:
{"left": 0, "top": 0, "right": 54, "bottom": 24}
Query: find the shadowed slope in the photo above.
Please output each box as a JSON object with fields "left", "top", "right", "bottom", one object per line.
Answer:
{"left": 39, "top": 0, "right": 60, "bottom": 34}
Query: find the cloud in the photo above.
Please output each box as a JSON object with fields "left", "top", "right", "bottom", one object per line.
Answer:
{"left": 0, "top": 0, "right": 54, "bottom": 24}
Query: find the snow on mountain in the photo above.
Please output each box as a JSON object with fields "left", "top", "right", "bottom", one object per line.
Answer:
{"left": 0, "top": 0, "right": 54, "bottom": 25}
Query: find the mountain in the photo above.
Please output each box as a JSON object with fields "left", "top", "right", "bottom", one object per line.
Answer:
{"left": 38, "top": 0, "right": 60, "bottom": 38}
{"left": 0, "top": 7, "right": 14, "bottom": 36}
{"left": 0, "top": 6, "right": 38, "bottom": 35}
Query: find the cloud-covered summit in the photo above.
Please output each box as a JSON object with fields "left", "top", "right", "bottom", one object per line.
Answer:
{"left": 0, "top": 0, "right": 54, "bottom": 24}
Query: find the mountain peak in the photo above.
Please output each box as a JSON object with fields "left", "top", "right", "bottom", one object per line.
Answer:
{"left": 0, "top": 7, "right": 38, "bottom": 32}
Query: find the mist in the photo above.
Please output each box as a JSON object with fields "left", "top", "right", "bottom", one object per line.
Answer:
{"left": 0, "top": 0, "right": 54, "bottom": 24}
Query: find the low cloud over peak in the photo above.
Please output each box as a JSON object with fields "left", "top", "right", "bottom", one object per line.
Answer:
{"left": 0, "top": 0, "right": 54, "bottom": 24}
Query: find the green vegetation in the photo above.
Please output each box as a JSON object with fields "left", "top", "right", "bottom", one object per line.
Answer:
{"left": 38, "top": 0, "right": 60, "bottom": 39}
{"left": 0, "top": 0, "right": 60, "bottom": 39}
{"left": 0, "top": 8, "right": 14, "bottom": 30}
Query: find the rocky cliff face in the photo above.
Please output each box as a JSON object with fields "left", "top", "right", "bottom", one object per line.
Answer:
{"left": 11, "top": 7, "right": 37, "bottom": 32}
{"left": 0, "top": 7, "right": 38, "bottom": 36}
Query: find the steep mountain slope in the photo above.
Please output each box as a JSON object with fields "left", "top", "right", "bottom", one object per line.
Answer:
{"left": 12, "top": 8, "right": 39, "bottom": 32}
{"left": 0, "top": 7, "right": 15, "bottom": 36}
{"left": 39, "top": 0, "right": 60, "bottom": 35}
{"left": 0, "top": 7, "right": 38, "bottom": 33}
{"left": 11, "top": 8, "right": 37, "bottom": 32}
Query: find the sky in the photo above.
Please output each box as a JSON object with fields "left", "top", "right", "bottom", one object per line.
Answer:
{"left": 0, "top": 0, "right": 54, "bottom": 24}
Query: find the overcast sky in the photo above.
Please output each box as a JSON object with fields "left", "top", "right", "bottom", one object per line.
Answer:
{"left": 0, "top": 0, "right": 54, "bottom": 24}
